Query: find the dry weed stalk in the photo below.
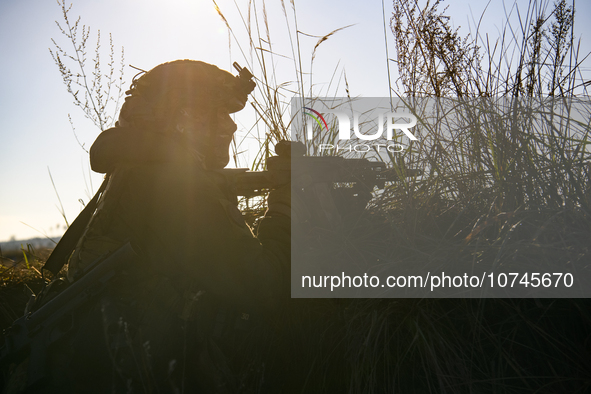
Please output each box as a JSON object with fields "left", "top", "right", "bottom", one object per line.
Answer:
{"left": 49, "top": 0, "right": 125, "bottom": 139}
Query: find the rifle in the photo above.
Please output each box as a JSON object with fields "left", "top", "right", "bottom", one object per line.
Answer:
{"left": 220, "top": 155, "right": 422, "bottom": 198}
{"left": 0, "top": 242, "right": 138, "bottom": 389}
{"left": 220, "top": 148, "right": 422, "bottom": 228}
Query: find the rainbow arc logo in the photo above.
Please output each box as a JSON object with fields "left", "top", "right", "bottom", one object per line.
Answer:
{"left": 303, "top": 107, "right": 329, "bottom": 132}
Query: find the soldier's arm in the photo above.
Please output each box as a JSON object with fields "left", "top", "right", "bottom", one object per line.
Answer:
{"left": 116, "top": 164, "right": 291, "bottom": 311}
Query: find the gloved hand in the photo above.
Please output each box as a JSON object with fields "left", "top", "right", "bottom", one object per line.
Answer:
{"left": 264, "top": 141, "right": 310, "bottom": 224}
{"left": 265, "top": 182, "right": 311, "bottom": 220}
{"left": 266, "top": 183, "right": 291, "bottom": 218}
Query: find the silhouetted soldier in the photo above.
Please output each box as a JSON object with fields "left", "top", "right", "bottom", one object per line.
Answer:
{"left": 8, "top": 60, "right": 292, "bottom": 393}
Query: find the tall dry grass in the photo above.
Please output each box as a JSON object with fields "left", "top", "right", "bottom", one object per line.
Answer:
{"left": 214, "top": 0, "right": 591, "bottom": 392}
{"left": 2, "top": 0, "right": 589, "bottom": 392}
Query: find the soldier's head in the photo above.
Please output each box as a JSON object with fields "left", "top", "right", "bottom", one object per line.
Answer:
{"left": 117, "top": 59, "right": 255, "bottom": 169}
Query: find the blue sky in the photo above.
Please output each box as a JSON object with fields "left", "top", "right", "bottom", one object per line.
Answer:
{"left": 1, "top": 0, "right": 589, "bottom": 242}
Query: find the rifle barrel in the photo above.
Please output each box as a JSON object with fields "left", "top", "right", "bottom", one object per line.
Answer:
{"left": 219, "top": 160, "right": 422, "bottom": 197}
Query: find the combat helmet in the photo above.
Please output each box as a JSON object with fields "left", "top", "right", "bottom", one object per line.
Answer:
{"left": 116, "top": 60, "right": 255, "bottom": 130}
